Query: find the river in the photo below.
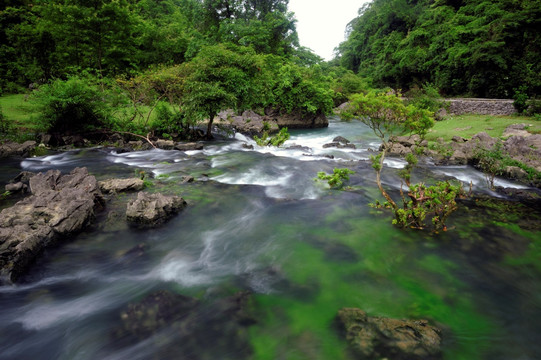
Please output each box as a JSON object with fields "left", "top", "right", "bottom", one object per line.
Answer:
{"left": 1, "top": 117, "right": 540, "bottom": 359}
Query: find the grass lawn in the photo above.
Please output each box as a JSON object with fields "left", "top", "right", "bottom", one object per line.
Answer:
{"left": 1, "top": 93, "right": 166, "bottom": 137}
{"left": 0, "top": 94, "right": 41, "bottom": 131}
{"left": 426, "top": 114, "right": 541, "bottom": 142}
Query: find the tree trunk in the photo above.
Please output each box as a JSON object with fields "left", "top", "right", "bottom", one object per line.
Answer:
{"left": 376, "top": 145, "right": 398, "bottom": 210}
{"left": 206, "top": 112, "right": 215, "bottom": 140}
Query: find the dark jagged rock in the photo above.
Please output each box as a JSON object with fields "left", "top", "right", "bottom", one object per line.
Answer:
{"left": 336, "top": 308, "right": 443, "bottom": 360}
{"left": 0, "top": 167, "right": 103, "bottom": 284}
{"left": 126, "top": 192, "right": 186, "bottom": 227}
{"left": 98, "top": 178, "right": 144, "bottom": 194}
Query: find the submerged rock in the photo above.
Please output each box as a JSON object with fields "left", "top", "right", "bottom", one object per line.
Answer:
{"left": 126, "top": 191, "right": 186, "bottom": 227}
{"left": 98, "top": 178, "right": 144, "bottom": 194}
{"left": 0, "top": 167, "right": 103, "bottom": 284}
{"left": 113, "top": 290, "right": 255, "bottom": 359}
{"left": 117, "top": 290, "right": 199, "bottom": 339}
{"left": 336, "top": 308, "right": 442, "bottom": 360}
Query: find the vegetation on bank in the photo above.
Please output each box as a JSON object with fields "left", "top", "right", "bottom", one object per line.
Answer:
{"left": 336, "top": 0, "right": 541, "bottom": 100}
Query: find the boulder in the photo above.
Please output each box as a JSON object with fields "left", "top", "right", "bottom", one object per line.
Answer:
{"left": 214, "top": 108, "right": 329, "bottom": 137}
{"left": 174, "top": 142, "right": 204, "bottom": 151}
{"left": 0, "top": 167, "right": 102, "bottom": 284}
{"left": 503, "top": 124, "right": 532, "bottom": 138}
{"left": 323, "top": 142, "right": 357, "bottom": 149}
{"left": 336, "top": 308, "right": 442, "bottom": 360}
{"left": 333, "top": 136, "right": 351, "bottom": 144}
{"left": 155, "top": 139, "right": 175, "bottom": 150}
{"left": 267, "top": 108, "right": 328, "bottom": 129}
{"left": 126, "top": 192, "right": 186, "bottom": 227}
{"left": 98, "top": 178, "right": 144, "bottom": 194}
{"left": 0, "top": 140, "right": 36, "bottom": 158}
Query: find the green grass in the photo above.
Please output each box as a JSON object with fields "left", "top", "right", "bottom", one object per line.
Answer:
{"left": 0, "top": 94, "right": 41, "bottom": 131}
{"left": 426, "top": 114, "right": 541, "bottom": 142}
{"left": 0, "top": 93, "right": 169, "bottom": 137}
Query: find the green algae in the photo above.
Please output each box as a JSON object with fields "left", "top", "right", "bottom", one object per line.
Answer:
{"left": 249, "top": 204, "right": 495, "bottom": 360}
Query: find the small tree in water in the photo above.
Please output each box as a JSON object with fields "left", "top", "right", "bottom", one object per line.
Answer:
{"left": 341, "top": 90, "right": 464, "bottom": 231}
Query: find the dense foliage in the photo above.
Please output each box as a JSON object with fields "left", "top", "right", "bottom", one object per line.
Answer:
{"left": 0, "top": 0, "right": 303, "bottom": 94}
{"left": 1, "top": 0, "right": 346, "bottom": 139}
{"left": 337, "top": 0, "right": 541, "bottom": 98}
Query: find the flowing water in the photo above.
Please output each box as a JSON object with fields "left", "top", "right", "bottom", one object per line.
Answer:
{"left": 1, "top": 117, "right": 540, "bottom": 360}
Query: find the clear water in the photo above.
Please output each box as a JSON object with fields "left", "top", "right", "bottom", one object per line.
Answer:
{"left": 1, "top": 117, "right": 540, "bottom": 360}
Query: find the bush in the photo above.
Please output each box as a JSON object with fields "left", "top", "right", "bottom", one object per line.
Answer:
{"left": 153, "top": 101, "right": 188, "bottom": 138}
{"left": 32, "top": 77, "right": 111, "bottom": 133}
{"left": 316, "top": 168, "right": 355, "bottom": 189}
{"left": 254, "top": 127, "right": 290, "bottom": 147}
{"left": 405, "top": 83, "right": 446, "bottom": 117}
{"left": 513, "top": 86, "right": 529, "bottom": 114}
{"left": 0, "top": 106, "right": 8, "bottom": 137}
{"left": 526, "top": 98, "right": 541, "bottom": 116}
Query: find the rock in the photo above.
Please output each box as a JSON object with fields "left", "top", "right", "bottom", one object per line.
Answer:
{"left": 98, "top": 178, "right": 144, "bottom": 194}
{"left": 155, "top": 139, "right": 175, "bottom": 150}
{"left": 0, "top": 140, "right": 37, "bottom": 158}
{"left": 126, "top": 192, "right": 186, "bottom": 227}
{"left": 113, "top": 290, "right": 255, "bottom": 358}
{"left": 504, "top": 166, "right": 529, "bottom": 181}
{"left": 323, "top": 142, "right": 356, "bottom": 149}
{"left": 174, "top": 142, "right": 204, "bottom": 151}
{"left": 503, "top": 124, "right": 532, "bottom": 138}
{"left": 333, "top": 136, "right": 351, "bottom": 144}
{"left": 269, "top": 109, "right": 328, "bottom": 129}
{"left": 452, "top": 135, "right": 466, "bottom": 143}
{"left": 0, "top": 168, "right": 102, "bottom": 284}
{"left": 392, "top": 135, "right": 422, "bottom": 147}
{"left": 61, "top": 135, "right": 85, "bottom": 147}
{"left": 287, "top": 144, "right": 311, "bottom": 152}
{"left": 117, "top": 290, "right": 199, "bottom": 339}
{"left": 336, "top": 308, "right": 442, "bottom": 360}
{"left": 5, "top": 182, "right": 25, "bottom": 193}
{"left": 214, "top": 108, "right": 329, "bottom": 137}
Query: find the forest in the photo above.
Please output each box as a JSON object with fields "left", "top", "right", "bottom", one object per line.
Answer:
{"left": 0, "top": 0, "right": 540, "bottom": 140}
{"left": 336, "top": 0, "right": 541, "bottom": 98}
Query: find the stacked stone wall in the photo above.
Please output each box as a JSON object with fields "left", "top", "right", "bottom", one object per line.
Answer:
{"left": 445, "top": 98, "right": 515, "bottom": 115}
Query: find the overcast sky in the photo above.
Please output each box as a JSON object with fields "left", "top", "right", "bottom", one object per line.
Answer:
{"left": 288, "top": 0, "right": 369, "bottom": 60}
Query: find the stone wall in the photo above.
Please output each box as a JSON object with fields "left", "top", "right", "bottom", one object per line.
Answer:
{"left": 444, "top": 98, "right": 515, "bottom": 115}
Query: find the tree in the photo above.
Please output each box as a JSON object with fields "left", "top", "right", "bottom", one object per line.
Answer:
{"left": 181, "top": 44, "right": 267, "bottom": 139}
{"left": 341, "top": 90, "right": 462, "bottom": 231}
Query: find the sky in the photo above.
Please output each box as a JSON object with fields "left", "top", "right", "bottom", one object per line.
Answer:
{"left": 288, "top": 0, "right": 370, "bottom": 61}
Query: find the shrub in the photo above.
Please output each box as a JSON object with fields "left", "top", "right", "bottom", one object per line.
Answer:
{"left": 513, "top": 86, "right": 529, "bottom": 114}
{"left": 0, "top": 106, "right": 9, "bottom": 137}
{"left": 526, "top": 98, "right": 541, "bottom": 116}
{"left": 153, "top": 101, "right": 188, "bottom": 138}
{"left": 254, "top": 127, "right": 290, "bottom": 147}
{"left": 405, "top": 83, "right": 447, "bottom": 118}
{"left": 316, "top": 168, "right": 355, "bottom": 189}
{"left": 32, "top": 77, "right": 111, "bottom": 133}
